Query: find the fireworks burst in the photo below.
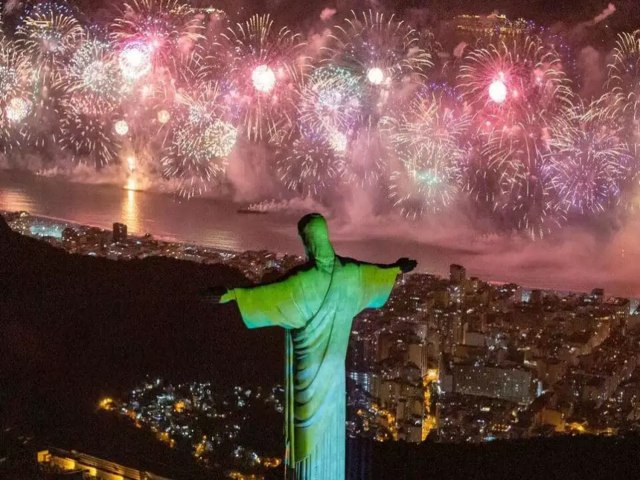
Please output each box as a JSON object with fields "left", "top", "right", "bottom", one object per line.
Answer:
{"left": 605, "top": 30, "right": 640, "bottom": 137}
{"left": 547, "top": 101, "right": 633, "bottom": 215}
{"left": 390, "top": 142, "right": 463, "bottom": 219}
{"left": 17, "top": 77, "right": 64, "bottom": 150}
{"left": 66, "top": 36, "right": 122, "bottom": 101}
{"left": 111, "top": 0, "right": 204, "bottom": 76}
{"left": 324, "top": 10, "right": 435, "bottom": 149}
{"left": 16, "top": 2, "right": 84, "bottom": 83}
{"left": 457, "top": 36, "right": 572, "bottom": 128}
{"left": 251, "top": 65, "right": 276, "bottom": 93}
{"left": 0, "top": 42, "right": 29, "bottom": 102}
{"left": 482, "top": 116, "right": 563, "bottom": 238}
{"left": 1, "top": 4, "right": 640, "bottom": 238}
{"left": 59, "top": 92, "right": 121, "bottom": 167}
{"left": 297, "top": 65, "right": 362, "bottom": 150}
{"left": 488, "top": 77, "right": 508, "bottom": 103}
{"left": 342, "top": 118, "right": 393, "bottom": 187}
{"left": 388, "top": 85, "right": 471, "bottom": 153}
{"left": 216, "top": 14, "right": 306, "bottom": 140}
{"left": 319, "top": 12, "right": 436, "bottom": 186}
{"left": 118, "top": 41, "right": 153, "bottom": 82}
{"left": 5, "top": 96, "right": 31, "bottom": 123}
{"left": 161, "top": 82, "right": 237, "bottom": 198}
{"left": 157, "top": 109, "right": 170, "bottom": 124}
{"left": 0, "top": 40, "right": 32, "bottom": 150}
{"left": 114, "top": 119, "right": 130, "bottom": 136}
{"left": 275, "top": 127, "right": 345, "bottom": 197}
{"left": 386, "top": 85, "right": 471, "bottom": 218}
{"left": 327, "top": 10, "right": 433, "bottom": 86}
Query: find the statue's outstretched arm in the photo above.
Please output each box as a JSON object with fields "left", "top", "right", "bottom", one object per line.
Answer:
{"left": 201, "top": 286, "right": 231, "bottom": 304}
{"left": 395, "top": 257, "right": 418, "bottom": 273}
{"left": 356, "top": 257, "right": 417, "bottom": 311}
{"left": 342, "top": 256, "right": 417, "bottom": 273}
{"left": 218, "top": 272, "right": 310, "bottom": 330}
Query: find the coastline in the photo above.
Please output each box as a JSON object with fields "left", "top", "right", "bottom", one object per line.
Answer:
{"left": 3, "top": 209, "right": 639, "bottom": 310}
{"left": 3, "top": 169, "right": 640, "bottom": 299}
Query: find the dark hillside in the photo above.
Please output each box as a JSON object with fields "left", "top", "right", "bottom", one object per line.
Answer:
{"left": 0, "top": 215, "right": 283, "bottom": 445}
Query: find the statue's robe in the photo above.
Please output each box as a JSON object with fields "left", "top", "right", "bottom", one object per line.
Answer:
{"left": 221, "top": 216, "right": 399, "bottom": 480}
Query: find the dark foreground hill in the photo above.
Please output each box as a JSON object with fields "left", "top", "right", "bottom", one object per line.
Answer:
{"left": 348, "top": 434, "right": 640, "bottom": 480}
{"left": 0, "top": 215, "right": 284, "bottom": 476}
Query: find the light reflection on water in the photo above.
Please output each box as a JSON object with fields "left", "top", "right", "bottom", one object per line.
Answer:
{"left": 121, "top": 189, "right": 140, "bottom": 236}
{"left": 0, "top": 170, "right": 301, "bottom": 255}
{"left": 0, "top": 184, "right": 35, "bottom": 213}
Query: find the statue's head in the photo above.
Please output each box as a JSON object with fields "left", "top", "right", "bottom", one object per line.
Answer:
{"left": 298, "top": 213, "right": 335, "bottom": 270}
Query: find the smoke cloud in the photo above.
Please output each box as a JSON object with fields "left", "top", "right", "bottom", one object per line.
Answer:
{"left": 577, "top": 46, "right": 606, "bottom": 97}
{"left": 225, "top": 143, "right": 279, "bottom": 202}
{"left": 592, "top": 3, "right": 616, "bottom": 24}
{"left": 3, "top": 0, "right": 22, "bottom": 15}
{"left": 453, "top": 41, "right": 468, "bottom": 59}
{"left": 320, "top": 8, "right": 337, "bottom": 22}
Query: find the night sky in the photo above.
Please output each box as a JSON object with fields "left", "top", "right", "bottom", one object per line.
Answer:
{"left": 14, "top": 0, "right": 635, "bottom": 29}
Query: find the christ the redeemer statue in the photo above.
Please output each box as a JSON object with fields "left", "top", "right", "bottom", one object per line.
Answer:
{"left": 211, "top": 213, "right": 416, "bottom": 480}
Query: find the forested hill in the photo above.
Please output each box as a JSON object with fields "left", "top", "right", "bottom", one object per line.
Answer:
{"left": 0, "top": 214, "right": 283, "bottom": 446}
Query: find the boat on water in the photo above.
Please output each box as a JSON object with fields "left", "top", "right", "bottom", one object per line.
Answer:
{"left": 237, "top": 208, "right": 268, "bottom": 214}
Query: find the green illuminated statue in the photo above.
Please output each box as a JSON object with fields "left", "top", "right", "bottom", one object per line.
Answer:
{"left": 212, "top": 213, "right": 416, "bottom": 479}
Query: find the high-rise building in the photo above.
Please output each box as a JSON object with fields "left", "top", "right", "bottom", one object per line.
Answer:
{"left": 377, "top": 331, "right": 397, "bottom": 362}
{"left": 406, "top": 342, "right": 427, "bottom": 376}
{"left": 591, "top": 288, "right": 605, "bottom": 304}
{"left": 530, "top": 289, "right": 543, "bottom": 305}
{"left": 437, "top": 312, "right": 464, "bottom": 354}
{"left": 113, "top": 222, "right": 127, "bottom": 243}
{"left": 450, "top": 363, "right": 534, "bottom": 405}
{"left": 399, "top": 423, "right": 423, "bottom": 444}
{"left": 450, "top": 264, "right": 466, "bottom": 284}
{"left": 348, "top": 371, "right": 373, "bottom": 395}
{"left": 463, "top": 326, "right": 486, "bottom": 347}
{"left": 348, "top": 336, "right": 370, "bottom": 371}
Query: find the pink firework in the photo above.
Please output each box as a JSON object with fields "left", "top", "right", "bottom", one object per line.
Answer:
{"left": 215, "top": 14, "right": 306, "bottom": 141}
{"left": 547, "top": 101, "right": 633, "bottom": 215}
